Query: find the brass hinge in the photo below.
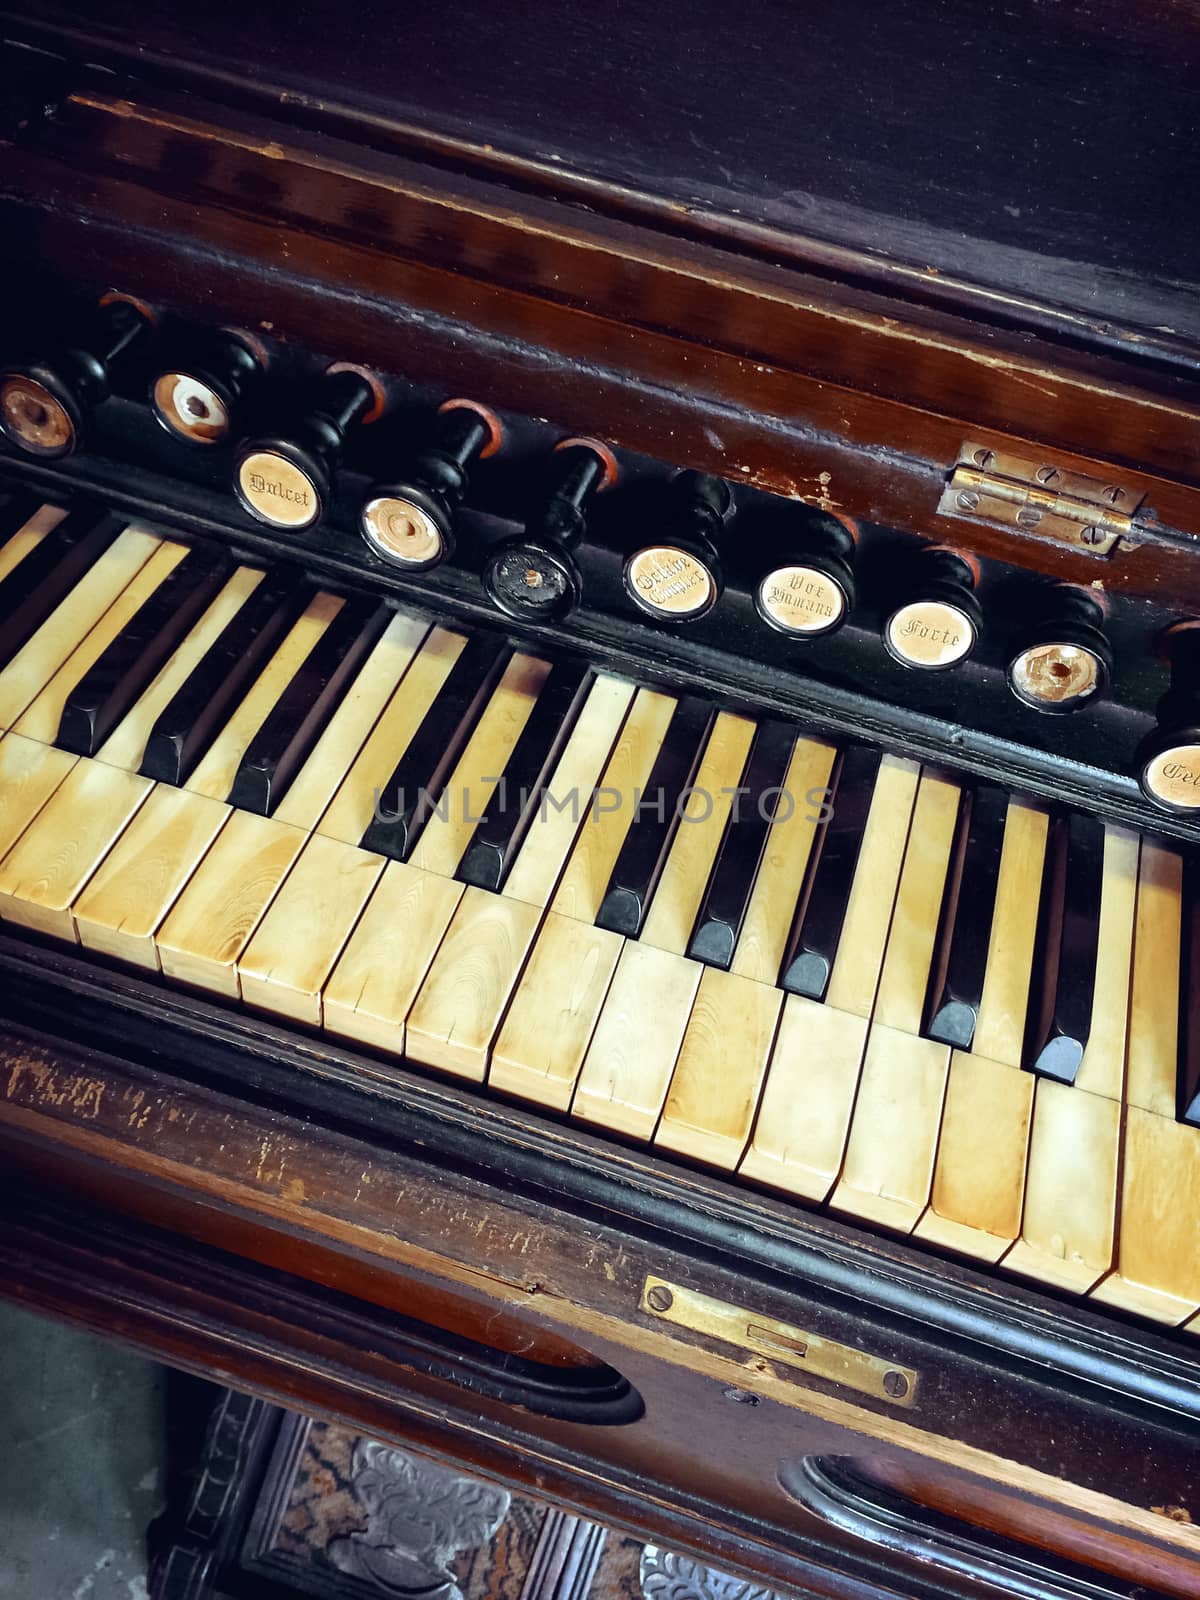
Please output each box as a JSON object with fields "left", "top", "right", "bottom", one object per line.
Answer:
{"left": 938, "top": 442, "right": 1144, "bottom": 557}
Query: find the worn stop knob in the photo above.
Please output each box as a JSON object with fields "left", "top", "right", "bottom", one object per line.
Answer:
{"left": 1006, "top": 585, "right": 1111, "bottom": 713}
{"left": 482, "top": 437, "right": 616, "bottom": 622}
{"left": 234, "top": 363, "right": 384, "bottom": 531}
{"left": 151, "top": 329, "right": 266, "bottom": 445}
{"left": 360, "top": 398, "right": 501, "bottom": 572}
{"left": 0, "top": 293, "right": 153, "bottom": 459}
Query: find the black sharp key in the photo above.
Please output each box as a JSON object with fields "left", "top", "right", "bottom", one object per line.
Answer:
{"left": 0, "top": 503, "right": 124, "bottom": 672}
{"left": 1024, "top": 810, "right": 1104, "bottom": 1084}
{"left": 1179, "top": 852, "right": 1200, "bottom": 1126}
{"left": 226, "top": 598, "right": 389, "bottom": 815}
{"left": 596, "top": 695, "right": 716, "bottom": 937}
{"left": 457, "top": 659, "right": 594, "bottom": 892}
{"left": 55, "top": 547, "right": 234, "bottom": 757}
{"left": 686, "top": 718, "right": 796, "bottom": 969}
{"left": 924, "top": 783, "right": 1008, "bottom": 1050}
{"left": 140, "top": 564, "right": 308, "bottom": 786}
{"left": 360, "top": 632, "right": 511, "bottom": 861}
{"left": 779, "top": 743, "right": 881, "bottom": 1000}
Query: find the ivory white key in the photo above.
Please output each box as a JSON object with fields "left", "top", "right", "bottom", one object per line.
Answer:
{"left": 1091, "top": 842, "right": 1200, "bottom": 1323}
{"left": 0, "top": 502, "right": 69, "bottom": 587}
{"left": 730, "top": 734, "right": 837, "bottom": 985}
{"left": 1123, "top": 841, "right": 1181, "bottom": 1118}
{"left": 501, "top": 675, "right": 635, "bottom": 908}
{"left": 72, "top": 589, "right": 413, "bottom": 967}
{"left": 12, "top": 539, "right": 191, "bottom": 745}
{"left": 1091, "top": 1110, "right": 1200, "bottom": 1324}
{"left": 1004, "top": 826, "right": 1139, "bottom": 1294}
{"left": 95, "top": 565, "right": 266, "bottom": 774}
{"left": 572, "top": 941, "right": 703, "bottom": 1137}
{"left": 655, "top": 966, "right": 782, "bottom": 1167}
{"left": 915, "top": 799, "right": 1048, "bottom": 1258}
{"left": 317, "top": 625, "right": 466, "bottom": 845}
{"left": 404, "top": 675, "right": 638, "bottom": 1079}
{"left": 152, "top": 612, "right": 430, "bottom": 993}
{"left": 185, "top": 591, "right": 347, "bottom": 800}
{"left": 72, "top": 787, "right": 230, "bottom": 968}
{"left": 408, "top": 653, "right": 552, "bottom": 878}
{"left": 831, "top": 769, "right": 961, "bottom": 1230}
{"left": 0, "top": 759, "right": 151, "bottom": 938}
{"left": 503, "top": 707, "right": 747, "bottom": 1115}
{"left": 637, "top": 711, "right": 757, "bottom": 955}
{"left": 239, "top": 835, "right": 386, "bottom": 1024}
{"left": 235, "top": 643, "right": 547, "bottom": 1026}
{"left": 549, "top": 687, "right": 678, "bottom": 923}
{"left": 739, "top": 754, "right": 920, "bottom": 1198}
{"left": 0, "top": 734, "right": 78, "bottom": 861}
{"left": 0, "top": 523, "right": 160, "bottom": 731}
{"left": 323, "top": 862, "right": 465, "bottom": 1056}
{"left": 599, "top": 732, "right": 838, "bottom": 1162}
{"left": 489, "top": 912, "right": 623, "bottom": 1108}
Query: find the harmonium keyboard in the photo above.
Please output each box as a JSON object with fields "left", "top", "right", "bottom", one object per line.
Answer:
{"left": 2, "top": 5, "right": 1200, "bottom": 1598}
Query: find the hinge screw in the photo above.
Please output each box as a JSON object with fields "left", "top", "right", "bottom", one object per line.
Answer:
{"left": 1016, "top": 506, "right": 1043, "bottom": 528}
{"left": 956, "top": 490, "right": 981, "bottom": 512}
{"left": 882, "top": 1370, "right": 910, "bottom": 1399}
{"left": 1036, "top": 466, "right": 1062, "bottom": 486}
{"left": 646, "top": 1284, "right": 674, "bottom": 1313}
{"left": 1080, "top": 525, "right": 1105, "bottom": 546}
{"left": 972, "top": 448, "right": 996, "bottom": 469}
{"left": 1103, "top": 486, "right": 1123, "bottom": 504}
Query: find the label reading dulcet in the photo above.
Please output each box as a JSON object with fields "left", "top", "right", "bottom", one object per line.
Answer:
{"left": 238, "top": 450, "right": 320, "bottom": 529}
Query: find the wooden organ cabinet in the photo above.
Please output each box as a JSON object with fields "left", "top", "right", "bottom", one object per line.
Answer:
{"left": 0, "top": 4, "right": 1198, "bottom": 1598}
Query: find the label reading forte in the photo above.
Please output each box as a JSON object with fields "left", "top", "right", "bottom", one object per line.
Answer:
{"left": 237, "top": 450, "right": 319, "bottom": 529}
{"left": 1143, "top": 746, "right": 1200, "bottom": 809}
{"left": 885, "top": 600, "right": 975, "bottom": 669}
{"left": 626, "top": 545, "right": 715, "bottom": 618}
{"left": 756, "top": 564, "right": 845, "bottom": 636}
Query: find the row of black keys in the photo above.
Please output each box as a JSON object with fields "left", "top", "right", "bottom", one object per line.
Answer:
{"left": 3, "top": 497, "right": 1198, "bottom": 1118}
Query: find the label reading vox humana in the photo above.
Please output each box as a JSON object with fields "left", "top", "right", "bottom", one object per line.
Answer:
{"left": 756, "top": 565, "right": 846, "bottom": 637}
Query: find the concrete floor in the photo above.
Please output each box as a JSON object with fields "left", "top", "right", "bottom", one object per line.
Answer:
{"left": 0, "top": 1298, "right": 164, "bottom": 1600}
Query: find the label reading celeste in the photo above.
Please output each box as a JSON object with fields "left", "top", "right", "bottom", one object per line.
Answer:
{"left": 885, "top": 600, "right": 975, "bottom": 669}
{"left": 238, "top": 450, "right": 319, "bottom": 529}
{"left": 1143, "top": 745, "right": 1200, "bottom": 809}
{"left": 626, "top": 546, "right": 715, "bottom": 618}
{"left": 756, "top": 565, "right": 845, "bottom": 635}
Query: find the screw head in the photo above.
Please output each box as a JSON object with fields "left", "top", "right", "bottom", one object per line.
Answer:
{"left": 972, "top": 448, "right": 996, "bottom": 469}
{"left": 956, "top": 490, "right": 981, "bottom": 512}
{"left": 1103, "top": 485, "right": 1124, "bottom": 505}
{"left": 646, "top": 1284, "right": 674, "bottom": 1313}
{"left": 882, "top": 1370, "right": 910, "bottom": 1399}
{"left": 1035, "top": 466, "right": 1062, "bottom": 487}
{"left": 1080, "top": 525, "right": 1106, "bottom": 546}
{"left": 1016, "top": 506, "right": 1042, "bottom": 528}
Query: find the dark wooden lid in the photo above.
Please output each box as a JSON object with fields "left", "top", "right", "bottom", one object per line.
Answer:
{"left": 5, "top": 0, "right": 1200, "bottom": 358}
